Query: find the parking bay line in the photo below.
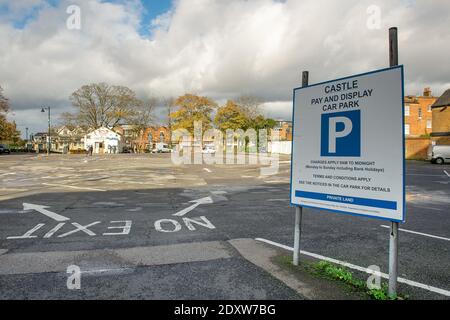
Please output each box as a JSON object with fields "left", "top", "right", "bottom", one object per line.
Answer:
{"left": 444, "top": 170, "right": 450, "bottom": 178}
{"left": 380, "top": 225, "right": 450, "bottom": 241}
{"left": 255, "top": 238, "right": 450, "bottom": 297}
{"left": 42, "top": 183, "right": 106, "bottom": 192}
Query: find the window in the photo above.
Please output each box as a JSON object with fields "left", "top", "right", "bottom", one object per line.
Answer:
{"left": 405, "top": 124, "right": 410, "bottom": 135}
{"left": 404, "top": 105, "right": 410, "bottom": 116}
{"left": 427, "top": 120, "right": 432, "bottom": 129}
{"left": 428, "top": 105, "right": 432, "bottom": 112}
{"left": 418, "top": 108, "right": 422, "bottom": 119}
{"left": 159, "top": 132, "right": 165, "bottom": 142}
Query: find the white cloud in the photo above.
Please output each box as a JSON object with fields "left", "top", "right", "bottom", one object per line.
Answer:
{"left": 1, "top": 0, "right": 449, "bottom": 136}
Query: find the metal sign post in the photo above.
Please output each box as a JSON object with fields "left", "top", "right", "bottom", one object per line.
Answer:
{"left": 290, "top": 29, "right": 404, "bottom": 298}
{"left": 388, "top": 26, "right": 400, "bottom": 297}
{"left": 293, "top": 71, "right": 309, "bottom": 266}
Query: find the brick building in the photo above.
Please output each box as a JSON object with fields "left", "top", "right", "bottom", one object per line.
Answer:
{"left": 431, "top": 88, "right": 450, "bottom": 145}
{"left": 271, "top": 121, "right": 292, "bottom": 141}
{"left": 138, "top": 126, "right": 171, "bottom": 151}
{"left": 404, "top": 88, "right": 436, "bottom": 137}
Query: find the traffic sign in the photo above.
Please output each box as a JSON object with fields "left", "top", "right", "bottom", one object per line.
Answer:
{"left": 290, "top": 66, "right": 405, "bottom": 222}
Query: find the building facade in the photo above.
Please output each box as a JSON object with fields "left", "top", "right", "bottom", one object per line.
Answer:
{"left": 271, "top": 121, "right": 292, "bottom": 141}
{"left": 404, "top": 88, "right": 436, "bottom": 137}
{"left": 431, "top": 88, "right": 450, "bottom": 145}
{"left": 84, "top": 127, "right": 123, "bottom": 154}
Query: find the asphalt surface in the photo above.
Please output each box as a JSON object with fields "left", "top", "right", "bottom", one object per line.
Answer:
{"left": 0, "top": 153, "right": 448, "bottom": 299}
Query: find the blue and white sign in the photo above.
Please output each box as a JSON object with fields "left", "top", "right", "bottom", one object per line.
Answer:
{"left": 290, "top": 66, "right": 405, "bottom": 222}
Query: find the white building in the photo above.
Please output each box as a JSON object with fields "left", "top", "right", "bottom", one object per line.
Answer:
{"left": 84, "top": 127, "right": 123, "bottom": 154}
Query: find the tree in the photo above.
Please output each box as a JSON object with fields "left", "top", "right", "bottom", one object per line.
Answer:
{"left": 170, "top": 94, "right": 217, "bottom": 133}
{"left": 0, "top": 86, "right": 21, "bottom": 143}
{"left": 163, "top": 97, "right": 176, "bottom": 144}
{"left": 0, "top": 86, "right": 8, "bottom": 114}
{"left": 68, "top": 83, "right": 141, "bottom": 129}
{"left": 128, "top": 97, "right": 157, "bottom": 152}
{"left": 59, "top": 112, "right": 82, "bottom": 131}
{"left": 236, "top": 95, "right": 262, "bottom": 120}
{"left": 251, "top": 115, "right": 277, "bottom": 131}
{"left": 214, "top": 100, "right": 250, "bottom": 132}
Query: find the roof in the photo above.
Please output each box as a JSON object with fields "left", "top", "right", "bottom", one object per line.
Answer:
{"left": 431, "top": 89, "right": 450, "bottom": 109}
{"left": 87, "top": 127, "right": 118, "bottom": 135}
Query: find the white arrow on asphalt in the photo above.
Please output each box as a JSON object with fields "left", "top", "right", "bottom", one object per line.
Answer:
{"left": 172, "top": 197, "right": 213, "bottom": 217}
{"left": 22, "top": 203, "right": 70, "bottom": 222}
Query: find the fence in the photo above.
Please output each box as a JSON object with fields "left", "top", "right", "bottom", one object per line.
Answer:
{"left": 268, "top": 141, "right": 292, "bottom": 154}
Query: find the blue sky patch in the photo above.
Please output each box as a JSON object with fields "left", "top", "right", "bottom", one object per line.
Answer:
{"left": 0, "top": 0, "right": 173, "bottom": 34}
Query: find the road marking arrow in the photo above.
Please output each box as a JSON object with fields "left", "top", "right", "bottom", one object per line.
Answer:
{"left": 22, "top": 203, "right": 70, "bottom": 222}
{"left": 172, "top": 197, "right": 213, "bottom": 217}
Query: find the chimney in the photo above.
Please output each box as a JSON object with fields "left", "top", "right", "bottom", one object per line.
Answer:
{"left": 423, "top": 87, "right": 432, "bottom": 97}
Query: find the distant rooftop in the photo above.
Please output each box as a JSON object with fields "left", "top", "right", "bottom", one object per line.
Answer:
{"left": 431, "top": 89, "right": 450, "bottom": 109}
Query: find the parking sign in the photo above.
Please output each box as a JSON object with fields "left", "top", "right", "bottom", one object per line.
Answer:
{"left": 290, "top": 66, "right": 405, "bottom": 222}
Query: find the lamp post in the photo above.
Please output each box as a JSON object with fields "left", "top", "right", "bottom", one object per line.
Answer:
{"left": 41, "top": 107, "right": 51, "bottom": 155}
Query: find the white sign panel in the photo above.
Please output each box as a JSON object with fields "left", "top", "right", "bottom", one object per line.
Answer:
{"left": 290, "top": 66, "right": 405, "bottom": 222}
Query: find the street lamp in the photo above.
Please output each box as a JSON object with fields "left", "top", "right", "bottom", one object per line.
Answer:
{"left": 41, "top": 107, "right": 51, "bottom": 155}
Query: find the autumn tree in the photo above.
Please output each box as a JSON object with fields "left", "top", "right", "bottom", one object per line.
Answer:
{"left": 0, "top": 86, "right": 21, "bottom": 143}
{"left": 170, "top": 94, "right": 217, "bottom": 133}
{"left": 214, "top": 100, "right": 249, "bottom": 132}
{"left": 68, "top": 83, "right": 142, "bottom": 129}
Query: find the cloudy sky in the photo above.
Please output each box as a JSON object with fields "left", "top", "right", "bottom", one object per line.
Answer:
{"left": 0, "top": 0, "right": 449, "bottom": 137}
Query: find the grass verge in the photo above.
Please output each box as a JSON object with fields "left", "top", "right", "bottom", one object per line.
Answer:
{"left": 277, "top": 255, "right": 406, "bottom": 300}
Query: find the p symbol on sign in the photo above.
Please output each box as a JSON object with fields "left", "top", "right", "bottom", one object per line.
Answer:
{"left": 321, "top": 110, "right": 361, "bottom": 157}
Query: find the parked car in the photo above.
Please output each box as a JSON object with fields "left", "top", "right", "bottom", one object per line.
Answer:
{"left": 152, "top": 143, "right": 172, "bottom": 153}
{"left": 428, "top": 145, "right": 450, "bottom": 164}
{"left": 202, "top": 144, "right": 216, "bottom": 154}
{"left": 121, "top": 146, "right": 132, "bottom": 154}
{"left": 0, "top": 144, "right": 11, "bottom": 154}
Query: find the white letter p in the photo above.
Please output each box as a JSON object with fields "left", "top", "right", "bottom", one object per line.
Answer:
{"left": 329, "top": 116, "right": 353, "bottom": 153}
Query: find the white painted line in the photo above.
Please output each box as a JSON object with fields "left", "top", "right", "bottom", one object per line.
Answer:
{"left": 380, "top": 225, "right": 450, "bottom": 241}
{"left": 23, "top": 203, "right": 70, "bottom": 222}
{"left": 444, "top": 170, "right": 450, "bottom": 178}
{"left": 0, "top": 172, "right": 16, "bottom": 177}
{"left": 173, "top": 197, "right": 213, "bottom": 217}
{"left": 409, "top": 204, "right": 444, "bottom": 212}
{"left": 203, "top": 168, "right": 212, "bottom": 173}
{"left": 255, "top": 238, "right": 450, "bottom": 297}
{"left": 42, "top": 183, "right": 106, "bottom": 192}
{"left": 264, "top": 180, "right": 288, "bottom": 184}
{"left": 58, "top": 221, "right": 101, "bottom": 238}
{"left": 211, "top": 191, "right": 227, "bottom": 195}
{"left": 81, "top": 267, "right": 134, "bottom": 275}
{"left": 44, "top": 223, "right": 66, "bottom": 238}
{"left": 7, "top": 224, "right": 45, "bottom": 240}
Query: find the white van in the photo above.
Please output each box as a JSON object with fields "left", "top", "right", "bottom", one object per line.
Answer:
{"left": 428, "top": 145, "right": 450, "bottom": 164}
{"left": 152, "top": 143, "right": 172, "bottom": 153}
